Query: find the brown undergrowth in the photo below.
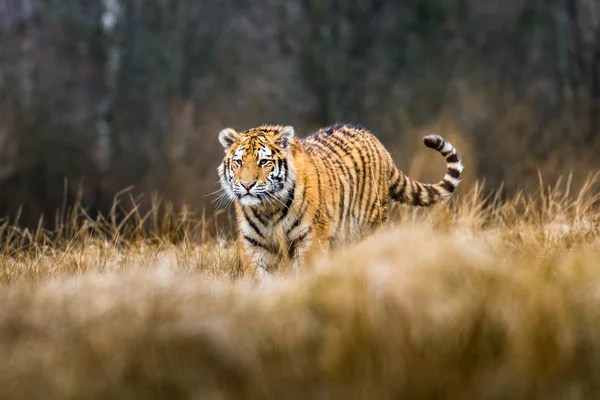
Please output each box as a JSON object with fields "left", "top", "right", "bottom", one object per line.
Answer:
{"left": 0, "top": 173, "right": 599, "bottom": 399}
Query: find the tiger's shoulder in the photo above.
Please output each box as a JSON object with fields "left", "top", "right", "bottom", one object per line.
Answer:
{"left": 304, "top": 123, "right": 369, "bottom": 140}
{"left": 296, "top": 123, "right": 378, "bottom": 151}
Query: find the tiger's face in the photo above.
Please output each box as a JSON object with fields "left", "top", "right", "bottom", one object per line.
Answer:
{"left": 217, "top": 125, "right": 295, "bottom": 207}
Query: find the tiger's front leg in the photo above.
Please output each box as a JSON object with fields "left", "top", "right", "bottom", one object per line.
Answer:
{"left": 240, "top": 238, "right": 276, "bottom": 282}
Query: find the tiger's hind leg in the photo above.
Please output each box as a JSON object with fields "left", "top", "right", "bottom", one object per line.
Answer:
{"left": 304, "top": 236, "right": 329, "bottom": 268}
{"left": 364, "top": 199, "right": 390, "bottom": 235}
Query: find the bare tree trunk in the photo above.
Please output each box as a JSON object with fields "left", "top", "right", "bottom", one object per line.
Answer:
{"left": 589, "top": 40, "right": 600, "bottom": 144}
{"left": 555, "top": 0, "right": 573, "bottom": 104}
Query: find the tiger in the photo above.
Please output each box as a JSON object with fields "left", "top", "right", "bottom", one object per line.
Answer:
{"left": 217, "top": 124, "right": 463, "bottom": 281}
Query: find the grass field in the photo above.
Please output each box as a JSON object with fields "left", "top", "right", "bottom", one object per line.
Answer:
{"left": 0, "top": 174, "right": 599, "bottom": 399}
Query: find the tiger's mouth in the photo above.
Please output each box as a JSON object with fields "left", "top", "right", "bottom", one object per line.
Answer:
{"left": 237, "top": 191, "right": 264, "bottom": 201}
{"left": 237, "top": 192, "right": 263, "bottom": 206}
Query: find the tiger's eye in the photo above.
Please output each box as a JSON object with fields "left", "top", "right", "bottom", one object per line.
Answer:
{"left": 234, "top": 160, "right": 242, "bottom": 167}
{"left": 258, "top": 159, "right": 272, "bottom": 167}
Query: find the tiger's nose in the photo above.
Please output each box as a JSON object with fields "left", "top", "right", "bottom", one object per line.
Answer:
{"left": 241, "top": 181, "right": 256, "bottom": 191}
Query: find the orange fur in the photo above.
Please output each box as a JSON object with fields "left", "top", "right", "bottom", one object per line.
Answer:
{"left": 217, "top": 124, "right": 463, "bottom": 280}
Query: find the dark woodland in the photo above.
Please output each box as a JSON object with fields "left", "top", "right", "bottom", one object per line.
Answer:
{"left": 1, "top": 0, "right": 599, "bottom": 226}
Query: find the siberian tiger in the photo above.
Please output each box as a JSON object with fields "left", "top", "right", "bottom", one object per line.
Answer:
{"left": 217, "top": 124, "right": 463, "bottom": 281}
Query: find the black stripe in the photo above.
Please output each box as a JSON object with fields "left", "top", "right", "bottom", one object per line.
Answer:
{"left": 425, "top": 185, "right": 437, "bottom": 205}
{"left": 389, "top": 174, "right": 401, "bottom": 196}
{"left": 373, "top": 142, "right": 386, "bottom": 219}
{"left": 330, "top": 132, "right": 362, "bottom": 221}
{"left": 286, "top": 218, "right": 300, "bottom": 236}
{"left": 413, "top": 183, "right": 424, "bottom": 206}
{"left": 281, "top": 159, "right": 288, "bottom": 183}
{"left": 228, "top": 159, "right": 234, "bottom": 181}
{"left": 364, "top": 139, "right": 383, "bottom": 222}
{"left": 224, "top": 160, "right": 230, "bottom": 180}
{"left": 243, "top": 235, "right": 261, "bottom": 247}
{"left": 242, "top": 208, "right": 264, "bottom": 238}
{"left": 250, "top": 208, "right": 268, "bottom": 226}
{"left": 338, "top": 175, "right": 347, "bottom": 225}
{"left": 447, "top": 168, "right": 460, "bottom": 178}
{"left": 294, "top": 228, "right": 310, "bottom": 243}
{"left": 270, "top": 148, "right": 282, "bottom": 159}
{"left": 398, "top": 177, "right": 408, "bottom": 202}
{"left": 288, "top": 227, "right": 311, "bottom": 259}
{"left": 340, "top": 126, "right": 367, "bottom": 138}
{"left": 361, "top": 138, "right": 375, "bottom": 221}
{"left": 243, "top": 235, "right": 276, "bottom": 253}
{"left": 314, "top": 154, "right": 323, "bottom": 212}
{"left": 446, "top": 153, "right": 459, "bottom": 163}
{"left": 354, "top": 145, "right": 368, "bottom": 224}
{"left": 391, "top": 175, "right": 407, "bottom": 202}
{"left": 286, "top": 197, "right": 308, "bottom": 236}
{"left": 441, "top": 179, "right": 455, "bottom": 193}
{"left": 403, "top": 180, "right": 415, "bottom": 205}
{"left": 322, "top": 124, "right": 345, "bottom": 136}
{"left": 277, "top": 183, "right": 296, "bottom": 222}
{"left": 375, "top": 147, "right": 387, "bottom": 219}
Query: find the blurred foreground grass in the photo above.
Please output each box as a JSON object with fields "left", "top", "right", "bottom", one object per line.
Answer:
{"left": 0, "top": 173, "right": 599, "bottom": 399}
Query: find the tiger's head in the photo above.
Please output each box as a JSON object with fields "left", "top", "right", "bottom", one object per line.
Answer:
{"left": 217, "top": 125, "right": 296, "bottom": 207}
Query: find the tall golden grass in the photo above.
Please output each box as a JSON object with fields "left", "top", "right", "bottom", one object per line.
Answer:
{"left": 0, "top": 173, "right": 599, "bottom": 399}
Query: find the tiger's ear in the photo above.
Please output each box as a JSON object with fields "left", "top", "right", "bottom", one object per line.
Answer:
{"left": 218, "top": 128, "right": 240, "bottom": 150}
{"left": 273, "top": 126, "right": 294, "bottom": 149}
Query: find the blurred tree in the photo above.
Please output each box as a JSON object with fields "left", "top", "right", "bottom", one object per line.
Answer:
{"left": 0, "top": 0, "right": 598, "bottom": 227}
{"left": 295, "top": 0, "right": 408, "bottom": 124}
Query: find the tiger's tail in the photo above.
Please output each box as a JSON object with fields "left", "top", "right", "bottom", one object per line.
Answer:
{"left": 389, "top": 135, "right": 463, "bottom": 206}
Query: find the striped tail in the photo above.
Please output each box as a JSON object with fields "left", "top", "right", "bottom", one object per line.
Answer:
{"left": 389, "top": 135, "right": 463, "bottom": 206}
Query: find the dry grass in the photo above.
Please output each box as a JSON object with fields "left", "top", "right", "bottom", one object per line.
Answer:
{"left": 0, "top": 173, "right": 599, "bottom": 399}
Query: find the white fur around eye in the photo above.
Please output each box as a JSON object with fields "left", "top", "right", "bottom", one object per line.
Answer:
{"left": 233, "top": 147, "right": 245, "bottom": 159}
{"left": 257, "top": 146, "right": 272, "bottom": 159}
